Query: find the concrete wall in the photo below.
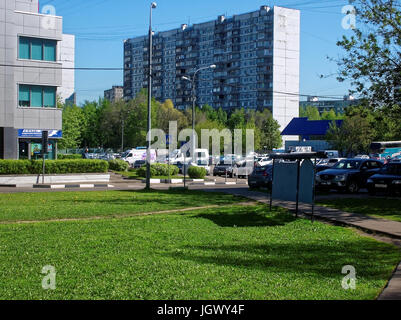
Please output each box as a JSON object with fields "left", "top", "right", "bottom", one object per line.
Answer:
{"left": 272, "top": 6, "right": 300, "bottom": 143}
{"left": 59, "top": 33, "right": 75, "bottom": 103}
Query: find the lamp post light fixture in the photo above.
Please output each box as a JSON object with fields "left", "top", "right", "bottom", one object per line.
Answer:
{"left": 182, "top": 64, "right": 216, "bottom": 156}
{"left": 146, "top": 2, "right": 157, "bottom": 190}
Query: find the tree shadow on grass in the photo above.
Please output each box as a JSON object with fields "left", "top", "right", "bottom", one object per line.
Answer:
{"left": 190, "top": 205, "right": 296, "bottom": 227}
{"left": 163, "top": 241, "right": 398, "bottom": 279}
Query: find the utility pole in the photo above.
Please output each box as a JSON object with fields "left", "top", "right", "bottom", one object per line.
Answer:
{"left": 121, "top": 118, "right": 124, "bottom": 152}
{"left": 182, "top": 64, "right": 216, "bottom": 159}
{"left": 146, "top": 2, "right": 157, "bottom": 190}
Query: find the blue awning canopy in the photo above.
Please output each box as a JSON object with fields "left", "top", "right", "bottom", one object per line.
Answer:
{"left": 281, "top": 118, "right": 343, "bottom": 137}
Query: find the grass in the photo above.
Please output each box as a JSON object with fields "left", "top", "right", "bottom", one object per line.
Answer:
{"left": 0, "top": 199, "right": 399, "bottom": 300}
{"left": 0, "top": 190, "right": 244, "bottom": 222}
{"left": 318, "top": 198, "right": 401, "bottom": 222}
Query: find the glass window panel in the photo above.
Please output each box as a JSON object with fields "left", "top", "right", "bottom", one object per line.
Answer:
{"left": 43, "top": 87, "right": 56, "bottom": 107}
{"left": 19, "top": 37, "right": 30, "bottom": 59}
{"left": 31, "top": 39, "right": 43, "bottom": 60}
{"left": 19, "top": 85, "right": 30, "bottom": 107}
{"left": 43, "top": 40, "right": 56, "bottom": 61}
{"left": 31, "top": 86, "right": 43, "bottom": 107}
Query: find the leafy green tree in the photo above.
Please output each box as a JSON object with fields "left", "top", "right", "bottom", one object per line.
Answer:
{"left": 336, "top": 0, "right": 401, "bottom": 109}
{"left": 260, "top": 111, "right": 282, "bottom": 151}
{"left": 59, "top": 104, "right": 84, "bottom": 150}
{"left": 321, "top": 109, "right": 343, "bottom": 120}
{"left": 326, "top": 114, "right": 375, "bottom": 157}
{"left": 80, "top": 101, "right": 101, "bottom": 148}
{"left": 300, "top": 106, "right": 321, "bottom": 120}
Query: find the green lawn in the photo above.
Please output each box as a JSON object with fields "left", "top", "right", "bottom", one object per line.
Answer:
{"left": 0, "top": 190, "right": 244, "bottom": 222}
{"left": 0, "top": 197, "right": 399, "bottom": 300}
{"left": 318, "top": 198, "right": 401, "bottom": 222}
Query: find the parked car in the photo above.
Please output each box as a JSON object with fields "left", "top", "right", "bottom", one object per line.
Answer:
{"left": 234, "top": 160, "right": 255, "bottom": 178}
{"left": 133, "top": 160, "right": 146, "bottom": 169}
{"left": 248, "top": 165, "right": 273, "bottom": 189}
{"left": 213, "top": 163, "right": 235, "bottom": 177}
{"left": 366, "top": 161, "right": 401, "bottom": 196}
{"left": 316, "top": 158, "right": 345, "bottom": 173}
{"left": 256, "top": 157, "right": 273, "bottom": 166}
{"left": 355, "top": 154, "right": 370, "bottom": 159}
{"left": 122, "top": 148, "right": 157, "bottom": 167}
{"left": 316, "top": 158, "right": 384, "bottom": 193}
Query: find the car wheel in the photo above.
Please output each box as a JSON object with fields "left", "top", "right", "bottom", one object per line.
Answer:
{"left": 347, "top": 181, "right": 360, "bottom": 194}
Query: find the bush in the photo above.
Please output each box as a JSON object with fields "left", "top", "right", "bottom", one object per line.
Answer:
{"left": 57, "top": 154, "right": 82, "bottom": 160}
{"left": 108, "top": 159, "right": 129, "bottom": 172}
{"left": 137, "top": 166, "right": 156, "bottom": 178}
{"left": 0, "top": 160, "right": 31, "bottom": 175}
{"left": 187, "top": 166, "right": 207, "bottom": 179}
{"left": 0, "top": 160, "right": 109, "bottom": 175}
{"left": 137, "top": 163, "right": 179, "bottom": 178}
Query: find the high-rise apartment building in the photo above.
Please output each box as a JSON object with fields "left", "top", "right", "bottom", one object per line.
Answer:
{"left": 124, "top": 5, "right": 300, "bottom": 138}
{"left": 0, "top": 0, "right": 75, "bottom": 159}
{"left": 104, "top": 86, "right": 124, "bottom": 102}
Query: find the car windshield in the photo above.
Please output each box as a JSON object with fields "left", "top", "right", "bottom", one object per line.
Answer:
{"left": 333, "top": 160, "right": 361, "bottom": 170}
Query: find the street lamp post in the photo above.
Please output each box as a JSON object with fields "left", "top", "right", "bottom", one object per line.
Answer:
{"left": 146, "top": 2, "right": 157, "bottom": 190}
{"left": 182, "top": 64, "right": 216, "bottom": 157}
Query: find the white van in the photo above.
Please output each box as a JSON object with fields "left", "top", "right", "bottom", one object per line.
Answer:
{"left": 122, "top": 148, "right": 157, "bottom": 166}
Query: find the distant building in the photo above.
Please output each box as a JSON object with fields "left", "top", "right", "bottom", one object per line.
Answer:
{"left": 300, "top": 95, "right": 360, "bottom": 115}
{"left": 104, "top": 86, "right": 124, "bottom": 102}
{"left": 0, "top": 0, "right": 75, "bottom": 160}
{"left": 281, "top": 117, "right": 343, "bottom": 152}
{"left": 124, "top": 5, "right": 300, "bottom": 141}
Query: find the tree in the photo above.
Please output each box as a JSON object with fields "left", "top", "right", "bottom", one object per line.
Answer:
{"left": 326, "top": 114, "right": 375, "bottom": 156}
{"left": 299, "top": 106, "right": 321, "bottom": 120}
{"left": 336, "top": 0, "right": 401, "bottom": 108}
{"left": 260, "top": 113, "right": 282, "bottom": 151}
{"left": 59, "top": 104, "right": 84, "bottom": 150}
{"left": 80, "top": 101, "right": 101, "bottom": 148}
{"left": 156, "top": 99, "right": 188, "bottom": 133}
{"left": 321, "top": 109, "right": 344, "bottom": 120}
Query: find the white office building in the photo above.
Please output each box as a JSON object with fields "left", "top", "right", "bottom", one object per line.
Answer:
{"left": 0, "top": 0, "right": 75, "bottom": 159}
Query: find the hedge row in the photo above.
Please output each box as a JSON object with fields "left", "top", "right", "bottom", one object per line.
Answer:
{"left": 137, "top": 163, "right": 179, "bottom": 178}
{"left": 0, "top": 160, "right": 109, "bottom": 175}
{"left": 57, "top": 154, "right": 83, "bottom": 160}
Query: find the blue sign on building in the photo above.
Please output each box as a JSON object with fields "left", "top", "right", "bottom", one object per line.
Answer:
{"left": 18, "top": 129, "right": 63, "bottom": 139}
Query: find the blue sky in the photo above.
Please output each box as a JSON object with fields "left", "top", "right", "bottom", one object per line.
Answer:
{"left": 39, "top": 0, "right": 354, "bottom": 105}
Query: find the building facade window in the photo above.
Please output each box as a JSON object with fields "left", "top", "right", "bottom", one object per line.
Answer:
{"left": 18, "top": 37, "right": 57, "bottom": 62}
{"left": 18, "top": 85, "right": 57, "bottom": 108}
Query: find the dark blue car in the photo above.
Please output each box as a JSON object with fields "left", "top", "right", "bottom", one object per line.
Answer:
{"left": 366, "top": 161, "right": 401, "bottom": 196}
{"left": 316, "top": 159, "right": 384, "bottom": 193}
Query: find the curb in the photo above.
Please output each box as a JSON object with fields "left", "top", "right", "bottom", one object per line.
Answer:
{"left": 0, "top": 184, "right": 115, "bottom": 189}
